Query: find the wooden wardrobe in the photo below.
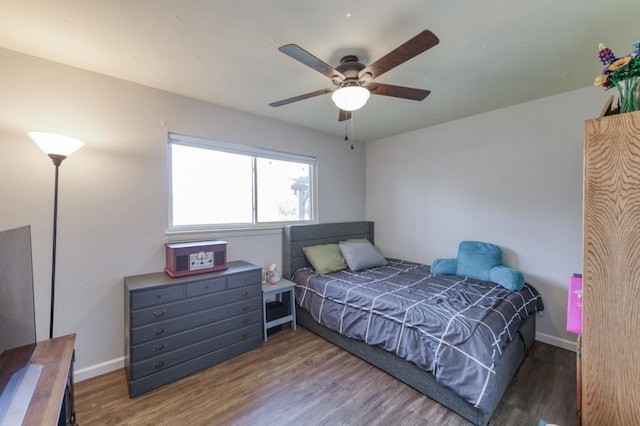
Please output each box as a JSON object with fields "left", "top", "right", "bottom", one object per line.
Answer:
{"left": 582, "top": 110, "right": 640, "bottom": 424}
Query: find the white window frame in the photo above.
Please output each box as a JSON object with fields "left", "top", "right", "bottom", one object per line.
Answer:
{"left": 167, "top": 133, "right": 317, "bottom": 236}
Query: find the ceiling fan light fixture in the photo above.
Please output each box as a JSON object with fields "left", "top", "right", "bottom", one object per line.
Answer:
{"left": 331, "top": 85, "right": 370, "bottom": 112}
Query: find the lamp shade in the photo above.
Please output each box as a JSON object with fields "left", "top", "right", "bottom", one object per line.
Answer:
{"left": 28, "top": 132, "right": 84, "bottom": 157}
{"left": 331, "top": 86, "right": 371, "bottom": 112}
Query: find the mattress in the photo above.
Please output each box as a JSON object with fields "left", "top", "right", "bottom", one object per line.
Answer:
{"left": 293, "top": 259, "right": 544, "bottom": 414}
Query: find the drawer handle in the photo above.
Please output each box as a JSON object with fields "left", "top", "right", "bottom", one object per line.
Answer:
{"left": 153, "top": 327, "right": 165, "bottom": 335}
{"left": 154, "top": 360, "right": 165, "bottom": 369}
{"left": 241, "top": 290, "right": 249, "bottom": 297}
{"left": 241, "top": 318, "right": 250, "bottom": 325}
{"left": 241, "top": 304, "right": 249, "bottom": 311}
{"left": 241, "top": 331, "right": 249, "bottom": 338}
{"left": 153, "top": 309, "right": 166, "bottom": 318}
{"left": 153, "top": 343, "right": 166, "bottom": 352}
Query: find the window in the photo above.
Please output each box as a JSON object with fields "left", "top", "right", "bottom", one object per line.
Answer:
{"left": 168, "top": 133, "right": 315, "bottom": 230}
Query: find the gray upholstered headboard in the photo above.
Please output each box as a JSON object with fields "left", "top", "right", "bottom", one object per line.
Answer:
{"left": 282, "top": 221, "right": 374, "bottom": 279}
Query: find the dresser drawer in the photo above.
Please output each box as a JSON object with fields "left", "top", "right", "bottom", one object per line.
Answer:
{"left": 131, "top": 323, "right": 262, "bottom": 380}
{"left": 130, "top": 311, "right": 262, "bottom": 362}
{"left": 131, "top": 285, "right": 184, "bottom": 310}
{"left": 129, "top": 335, "right": 263, "bottom": 397}
{"left": 228, "top": 270, "right": 261, "bottom": 289}
{"left": 131, "top": 286, "right": 262, "bottom": 327}
{"left": 185, "top": 277, "right": 226, "bottom": 298}
{"left": 130, "top": 297, "right": 261, "bottom": 345}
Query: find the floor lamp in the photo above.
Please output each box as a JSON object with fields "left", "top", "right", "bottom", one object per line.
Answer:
{"left": 28, "top": 132, "right": 84, "bottom": 339}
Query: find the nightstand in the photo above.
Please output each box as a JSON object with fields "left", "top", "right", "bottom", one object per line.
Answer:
{"left": 262, "top": 278, "right": 296, "bottom": 341}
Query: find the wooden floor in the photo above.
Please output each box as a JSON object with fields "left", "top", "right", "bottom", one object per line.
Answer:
{"left": 75, "top": 326, "right": 576, "bottom": 425}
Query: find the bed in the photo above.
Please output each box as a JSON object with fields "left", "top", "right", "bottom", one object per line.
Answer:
{"left": 283, "top": 221, "right": 542, "bottom": 426}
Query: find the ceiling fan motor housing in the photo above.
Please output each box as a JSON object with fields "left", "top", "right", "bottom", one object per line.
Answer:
{"left": 335, "top": 56, "right": 367, "bottom": 86}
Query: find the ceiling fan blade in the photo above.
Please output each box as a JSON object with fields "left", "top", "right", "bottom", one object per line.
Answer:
{"left": 338, "top": 109, "right": 352, "bottom": 122}
{"left": 366, "top": 83, "right": 431, "bottom": 101}
{"left": 360, "top": 30, "right": 439, "bottom": 80}
{"left": 279, "top": 44, "right": 345, "bottom": 80}
{"left": 269, "top": 88, "right": 333, "bottom": 107}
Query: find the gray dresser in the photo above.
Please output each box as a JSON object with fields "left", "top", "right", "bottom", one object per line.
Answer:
{"left": 124, "top": 260, "right": 263, "bottom": 397}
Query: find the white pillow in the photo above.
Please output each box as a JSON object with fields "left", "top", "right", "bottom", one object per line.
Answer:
{"left": 338, "top": 240, "right": 388, "bottom": 271}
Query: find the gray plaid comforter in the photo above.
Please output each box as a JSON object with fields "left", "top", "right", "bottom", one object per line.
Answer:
{"left": 292, "top": 259, "right": 544, "bottom": 414}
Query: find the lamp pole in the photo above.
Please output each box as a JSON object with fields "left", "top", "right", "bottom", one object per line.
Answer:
{"left": 49, "top": 154, "right": 65, "bottom": 339}
{"left": 28, "top": 133, "right": 84, "bottom": 340}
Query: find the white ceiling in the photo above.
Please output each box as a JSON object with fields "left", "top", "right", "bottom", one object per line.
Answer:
{"left": 1, "top": 1, "right": 638, "bottom": 142}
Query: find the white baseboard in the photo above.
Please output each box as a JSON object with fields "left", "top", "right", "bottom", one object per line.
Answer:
{"left": 535, "top": 332, "right": 577, "bottom": 352}
{"left": 74, "top": 356, "right": 124, "bottom": 383}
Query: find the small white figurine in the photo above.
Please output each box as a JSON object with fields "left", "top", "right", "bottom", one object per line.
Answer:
{"left": 266, "top": 264, "right": 280, "bottom": 285}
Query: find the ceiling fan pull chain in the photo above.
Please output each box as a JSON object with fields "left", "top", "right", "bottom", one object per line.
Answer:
{"left": 350, "top": 114, "right": 354, "bottom": 150}
{"left": 344, "top": 120, "right": 349, "bottom": 142}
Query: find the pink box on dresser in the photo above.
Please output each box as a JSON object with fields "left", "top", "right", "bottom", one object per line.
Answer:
{"left": 165, "top": 240, "right": 227, "bottom": 278}
{"left": 566, "top": 273, "right": 582, "bottom": 334}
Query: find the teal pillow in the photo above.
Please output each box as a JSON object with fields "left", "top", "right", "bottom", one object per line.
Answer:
{"left": 489, "top": 265, "right": 525, "bottom": 291}
{"left": 456, "top": 241, "right": 502, "bottom": 281}
{"left": 430, "top": 258, "right": 457, "bottom": 275}
{"left": 302, "top": 244, "right": 347, "bottom": 274}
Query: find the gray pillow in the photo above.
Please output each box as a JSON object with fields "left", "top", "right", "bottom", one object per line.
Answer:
{"left": 339, "top": 240, "right": 388, "bottom": 271}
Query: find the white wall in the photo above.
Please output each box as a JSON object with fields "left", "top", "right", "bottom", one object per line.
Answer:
{"left": 0, "top": 48, "right": 365, "bottom": 379}
{"left": 366, "top": 86, "right": 611, "bottom": 350}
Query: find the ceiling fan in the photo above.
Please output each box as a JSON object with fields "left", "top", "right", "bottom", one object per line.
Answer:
{"left": 269, "top": 30, "right": 439, "bottom": 121}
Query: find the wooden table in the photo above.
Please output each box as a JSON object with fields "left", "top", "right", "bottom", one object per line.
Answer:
{"left": 22, "top": 334, "right": 76, "bottom": 426}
